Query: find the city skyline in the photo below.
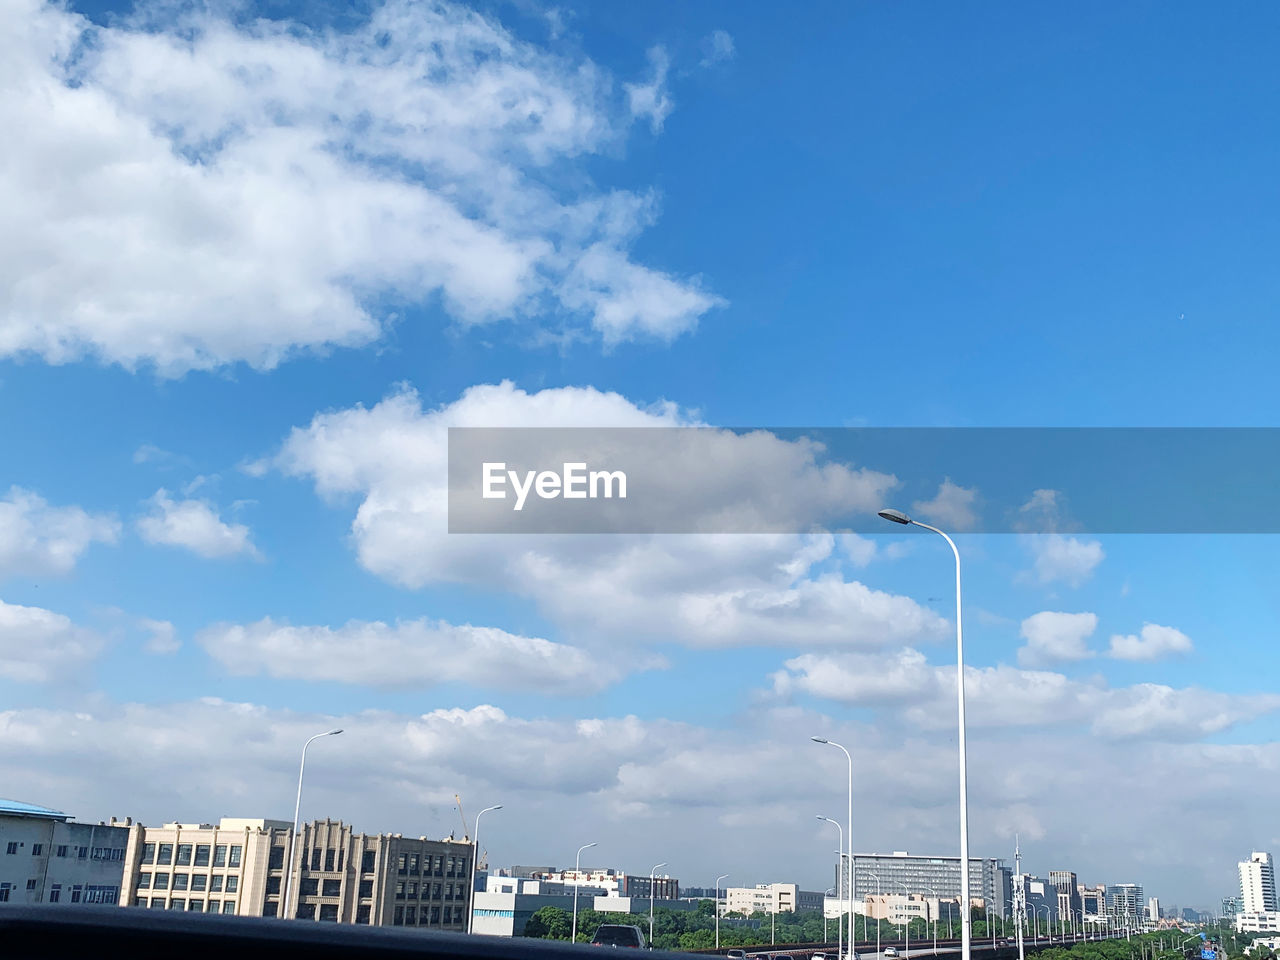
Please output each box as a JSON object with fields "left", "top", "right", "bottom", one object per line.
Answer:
{"left": 3, "top": 0, "right": 1280, "bottom": 918}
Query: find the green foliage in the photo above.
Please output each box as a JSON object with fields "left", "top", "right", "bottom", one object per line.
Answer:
{"left": 522, "top": 906, "right": 572, "bottom": 940}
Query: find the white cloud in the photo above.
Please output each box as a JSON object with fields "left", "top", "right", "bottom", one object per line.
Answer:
{"left": 0, "top": 487, "right": 119, "bottom": 579}
{"left": 0, "top": 598, "right": 102, "bottom": 683}
{"left": 1025, "top": 534, "right": 1105, "bottom": 587}
{"left": 911, "top": 479, "right": 979, "bottom": 531}
{"left": 270, "top": 381, "right": 943, "bottom": 652}
{"left": 136, "top": 489, "right": 260, "bottom": 560}
{"left": 1017, "top": 611, "right": 1098, "bottom": 667}
{"left": 140, "top": 618, "right": 179, "bottom": 655}
{"left": 0, "top": 0, "right": 720, "bottom": 374}
{"left": 1108, "top": 623, "right": 1193, "bottom": 662}
{"left": 198, "top": 616, "right": 658, "bottom": 694}
{"left": 624, "top": 46, "right": 672, "bottom": 133}
{"left": 700, "top": 30, "right": 736, "bottom": 68}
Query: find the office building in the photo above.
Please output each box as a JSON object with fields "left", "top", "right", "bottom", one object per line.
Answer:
{"left": 724, "top": 883, "right": 823, "bottom": 915}
{"left": 1015, "top": 875, "right": 1059, "bottom": 923}
{"left": 118, "top": 817, "right": 475, "bottom": 930}
{"left": 1237, "top": 913, "right": 1280, "bottom": 934}
{"left": 0, "top": 799, "right": 130, "bottom": 906}
{"left": 848, "top": 852, "right": 1011, "bottom": 917}
{"left": 1148, "top": 897, "right": 1161, "bottom": 921}
{"left": 1241, "top": 854, "right": 1278, "bottom": 914}
{"left": 1050, "top": 871, "right": 1081, "bottom": 924}
{"left": 521, "top": 868, "right": 677, "bottom": 901}
{"left": 1080, "top": 885, "right": 1105, "bottom": 915}
{"left": 473, "top": 876, "right": 698, "bottom": 936}
{"left": 1224, "top": 897, "right": 1243, "bottom": 919}
{"left": 1105, "top": 883, "right": 1145, "bottom": 920}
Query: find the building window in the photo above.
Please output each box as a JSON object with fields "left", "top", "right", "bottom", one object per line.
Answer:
{"left": 154, "top": 873, "right": 169, "bottom": 891}
{"left": 50, "top": 885, "right": 61, "bottom": 903}
{"left": 142, "top": 843, "right": 156, "bottom": 863}
{"left": 322, "top": 879, "right": 341, "bottom": 897}
{"left": 149, "top": 898, "right": 165, "bottom": 909}
{"left": 56, "top": 845, "right": 68, "bottom": 858}
{"left": 408, "top": 854, "right": 419, "bottom": 874}
{"left": 192, "top": 875, "right": 207, "bottom": 892}
{"left": 177, "top": 845, "right": 192, "bottom": 866}
{"left": 229, "top": 846, "right": 242, "bottom": 868}
{"left": 406, "top": 906, "right": 417, "bottom": 925}
{"left": 430, "top": 906, "right": 440, "bottom": 923}
{"left": 226, "top": 877, "right": 238, "bottom": 894}
{"left": 210, "top": 876, "right": 224, "bottom": 893}
{"left": 311, "top": 849, "right": 322, "bottom": 871}
{"left": 445, "top": 857, "right": 455, "bottom": 877}
{"left": 398, "top": 854, "right": 407, "bottom": 874}
{"left": 266, "top": 877, "right": 281, "bottom": 896}
{"left": 407, "top": 881, "right": 417, "bottom": 898}
{"left": 0, "top": 883, "right": 9, "bottom": 902}
{"left": 298, "top": 878, "right": 317, "bottom": 897}
{"left": 319, "top": 904, "right": 339, "bottom": 922}
{"left": 195, "top": 845, "right": 211, "bottom": 868}
{"left": 213, "top": 845, "right": 227, "bottom": 868}
{"left": 268, "top": 846, "right": 285, "bottom": 870}
{"left": 85, "top": 885, "right": 119, "bottom": 905}
{"left": 359, "top": 880, "right": 373, "bottom": 898}
{"left": 138, "top": 873, "right": 151, "bottom": 889}
{"left": 356, "top": 905, "right": 371, "bottom": 924}
{"left": 223, "top": 901, "right": 235, "bottom": 915}
{"left": 294, "top": 904, "right": 315, "bottom": 920}
{"left": 27, "top": 879, "right": 37, "bottom": 890}
{"left": 336, "top": 849, "right": 343, "bottom": 872}
{"left": 362, "top": 851, "right": 375, "bottom": 874}
{"left": 208, "top": 900, "right": 220, "bottom": 913}
{"left": 431, "top": 883, "right": 441, "bottom": 899}
{"left": 395, "top": 881, "right": 405, "bottom": 900}
{"left": 173, "top": 874, "right": 189, "bottom": 891}
{"left": 324, "top": 849, "right": 335, "bottom": 872}
{"left": 157, "top": 844, "right": 173, "bottom": 865}
{"left": 189, "top": 900, "right": 204, "bottom": 912}
{"left": 32, "top": 844, "right": 43, "bottom": 856}
{"left": 76, "top": 846, "right": 88, "bottom": 859}
{"left": 70, "top": 885, "right": 82, "bottom": 903}
{"left": 5, "top": 842, "right": 17, "bottom": 854}
{"left": 169, "top": 899, "right": 185, "bottom": 910}
{"left": 394, "top": 906, "right": 404, "bottom": 926}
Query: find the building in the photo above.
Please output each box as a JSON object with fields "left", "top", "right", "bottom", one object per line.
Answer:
{"left": 1080, "top": 885, "right": 1106, "bottom": 915}
{"left": 0, "top": 799, "right": 131, "bottom": 906}
{"left": 520, "top": 868, "right": 678, "bottom": 901}
{"left": 1014, "top": 876, "right": 1059, "bottom": 924}
{"left": 118, "top": 817, "right": 475, "bottom": 930}
{"left": 1237, "top": 913, "right": 1280, "bottom": 933}
{"left": 1050, "top": 871, "right": 1082, "bottom": 924}
{"left": 724, "top": 883, "right": 823, "bottom": 915}
{"left": 620, "top": 874, "right": 678, "bottom": 900}
{"left": 848, "top": 852, "right": 1012, "bottom": 917}
{"left": 863, "top": 893, "right": 960, "bottom": 926}
{"left": 1106, "top": 884, "right": 1145, "bottom": 921}
{"left": 473, "top": 876, "right": 698, "bottom": 937}
{"left": 1240, "top": 854, "right": 1277, "bottom": 914}
{"left": 1148, "top": 897, "right": 1161, "bottom": 921}
{"left": 1224, "top": 897, "right": 1243, "bottom": 919}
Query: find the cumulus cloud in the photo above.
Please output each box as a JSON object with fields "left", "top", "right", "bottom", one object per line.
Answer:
{"left": 1025, "top": 534, "right": 1105, "bottom": 587}
{"left": 700, "top": 30, "right": 736, "bottom": 67}
{"left": 912, "top": 479, "right": 979, "bottom": 531}
{"left": 0, "top": 598, "right": 102, "bottom": 683}
{"left": 139, "top": 618, "right": 179, "bottom": 655}
{"left": 1017, "top": 611, "right": 1098, "bottom": 666}
{"left": 270, "top": 381, "right": 940, "bottom": 651}
{"left": 198, "top": 616, "right": 658, "bottom": 693}
{"left": 0, "top": 487, "right": 120, "bottom": 579}
{"left": 1108, "top": 623, "right": 1193, "bottom": 662}
{"left": 0, "top": 0, "right": 721, "bottom": 374}
{"left": 625, "top": 46, "right": 673, "bottom": 133}
{"left": 136, "top": 489, "right": 260, "bottom": 560}
{"left": 769, "top": 647, "right": 1278, "bottom": 741}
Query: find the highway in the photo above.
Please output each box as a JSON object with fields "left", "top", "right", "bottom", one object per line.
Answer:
{"left": 718, "top": 935, "right": 1120, "bottom": 959}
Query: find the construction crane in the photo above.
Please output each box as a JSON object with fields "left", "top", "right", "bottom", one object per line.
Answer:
{"left": 455, "top": 793, "right": 469, "bottom": 840}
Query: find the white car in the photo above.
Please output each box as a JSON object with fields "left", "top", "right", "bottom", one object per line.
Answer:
{"left": 884, "top": 949, "right": 900, "bottom": 958}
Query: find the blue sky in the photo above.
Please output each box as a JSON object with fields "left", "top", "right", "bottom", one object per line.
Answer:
{"left": 2, "top": 0, "right": 1278, "bottom": 910}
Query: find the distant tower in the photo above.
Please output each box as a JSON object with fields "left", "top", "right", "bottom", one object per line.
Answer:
{"left": 1013, "top": 838, "right": 1027, "bottom": 960}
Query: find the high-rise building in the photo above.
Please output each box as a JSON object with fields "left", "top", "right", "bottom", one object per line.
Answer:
{"left": 1080, "top": 885, "right": 1106, "bottom": 915}
{"left": 0, "top": 799, "right": 131, "bottom": 906}
{"left": 1148, "top": 897, "right": 1161, "bottom": 921}
{"left": 1223, "top": 896, "right": 1243, "bottom": 919}
{"left": 1014, "top": 875, "right": 1058, "bottom": 923}
{"left": 1050, "top": 871, "right": 1081, "bottom": 924}
{"left": 1240, "top": 853, "right": 1277, "bottom": 914}
{"left": 118, "top": 817, "right": 475, "bottom": 929}
{"left": 1105, "top": 883, "right": 1145, "bottom": 920}
{"left": 848, "top": 852, "right": 1012, "bottom": 917}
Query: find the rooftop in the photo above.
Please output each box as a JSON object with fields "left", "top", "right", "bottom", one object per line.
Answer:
{"left": 0, "top": 798, "right": 70, "bottom": 821}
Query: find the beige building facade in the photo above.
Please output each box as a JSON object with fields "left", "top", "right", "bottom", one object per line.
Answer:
{"left": 119, "top": 817, "right": 475, "bottom": 931}
{"left": 726, "top": 883, "right": 800, "bottom": 915}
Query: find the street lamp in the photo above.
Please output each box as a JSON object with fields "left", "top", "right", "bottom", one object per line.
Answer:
{"left": 467, "top": 804, "right": 503, "bottom": 934}
{"left": 812, "top": 737, "right": 854, "bottom": 960}
{"left": 1038, "top": 906, "right": 1052, "bottom": 944}
{"left": 716, "top": 874, "right": 730, "bottom": 950}
{"left": 878, "top": 508, "right": 971, "bottom": 960}
{"left": 818, "top": 817, "right": 845, "bottom": 960}
{"left": 927, "top": 887, "right": 941, "bottom": 956}
{"left": 826, "top": 888, "right": 837, "bottom": 943}
{"left": 894, "top": 881, "right": 911, "bottom": 955}
{"left": 571, "top": 841, "right": 598, "bottom": 943}
{"left": 868, "top": 872, "right": 882, "bottom": 960}
{"left": 282, "top": 728, "right": 342, "bottom": 920}
{"left": 650, "top": 862, "right": 667, "bottom": 949}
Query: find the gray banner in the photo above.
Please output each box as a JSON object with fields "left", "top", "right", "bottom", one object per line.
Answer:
{"left": 447, "top": 427, "right": 1280, "bottom": 533}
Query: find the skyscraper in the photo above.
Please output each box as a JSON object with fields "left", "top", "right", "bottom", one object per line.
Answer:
{"left": 1239, "top": 853, "right": 1277, "bottom": 914}
{"left": 1050, "top": 871, "right": 1081, "bottom": 925}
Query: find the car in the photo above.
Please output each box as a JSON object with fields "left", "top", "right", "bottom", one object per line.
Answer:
{"left": 884, "top": 949, "right": 900, "bottom": 958}
{"left": 726, "top": 950, "right": 747, "bottom": 960}
{"left": 591, "top": 924, "right": 646, "bottom": 949}
{"left": 810, "top": 954, "right": 828, "bottom": 960}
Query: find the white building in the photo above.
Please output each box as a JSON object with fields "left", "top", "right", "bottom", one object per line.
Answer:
{"left": 1240, "top": 853, "right": 1277, "bottom": 914}
{"left": 1236, "top": 912, "right": 1280, "bottom": 934}
{"left": 1148, "top": 897, "right": 1161, "bottom": 921}
{"left": 473, "top": 876, "right": 697, "bottom": 936}
{"left": 0, "top": 799, "right": 130, "bottom": 906}
{"left": 726, "top": 883, "right": 812, "bottom": 915}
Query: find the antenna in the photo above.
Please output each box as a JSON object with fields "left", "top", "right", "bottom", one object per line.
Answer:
{"left": 1013, "top": 836, "right": 1026, "bottom": 960}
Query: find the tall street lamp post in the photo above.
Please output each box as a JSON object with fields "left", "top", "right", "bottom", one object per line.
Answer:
{"left": 649, "top": 862, "right": 667, "bottom": 949}
{"left": 466, "top": 804, "right": 503, "bottom": 934}
{"left": 282, "top": 728, "right": 343, "bottom": 920}
{"left": 867, "top": 872, "right": 881, "bottom": 960}
{"left": 811, "top": 737, "right": 854, "bottom": 960}
{"left": 878, "top": 508, "right": 971, "bottom": 960}
{"left": 571, "top": 842, "right": 598, "bottom": 944}
{"left": 716, "top": 874, "right": 730, "bottom": 950}
{"left": 818, "top": 817, "right": 845, "bottom": 960}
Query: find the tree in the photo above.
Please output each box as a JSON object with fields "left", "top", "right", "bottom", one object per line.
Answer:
{"left": 523, "top": 906, "right": 572, "bottom": 940}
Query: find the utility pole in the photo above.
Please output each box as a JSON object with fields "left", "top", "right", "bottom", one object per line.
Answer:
{"left": 1013, "top": 838, "right": 1027, "bottom": 960}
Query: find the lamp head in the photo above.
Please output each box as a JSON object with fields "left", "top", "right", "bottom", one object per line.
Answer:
{"left": 327, "top": 729, "right": 344, "bottom": 736}
{"left": 810, "top": 736, "right": 829, "bottom": 744}
{"left": 877, "top": 508, "right": 912, "bottom": 525}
